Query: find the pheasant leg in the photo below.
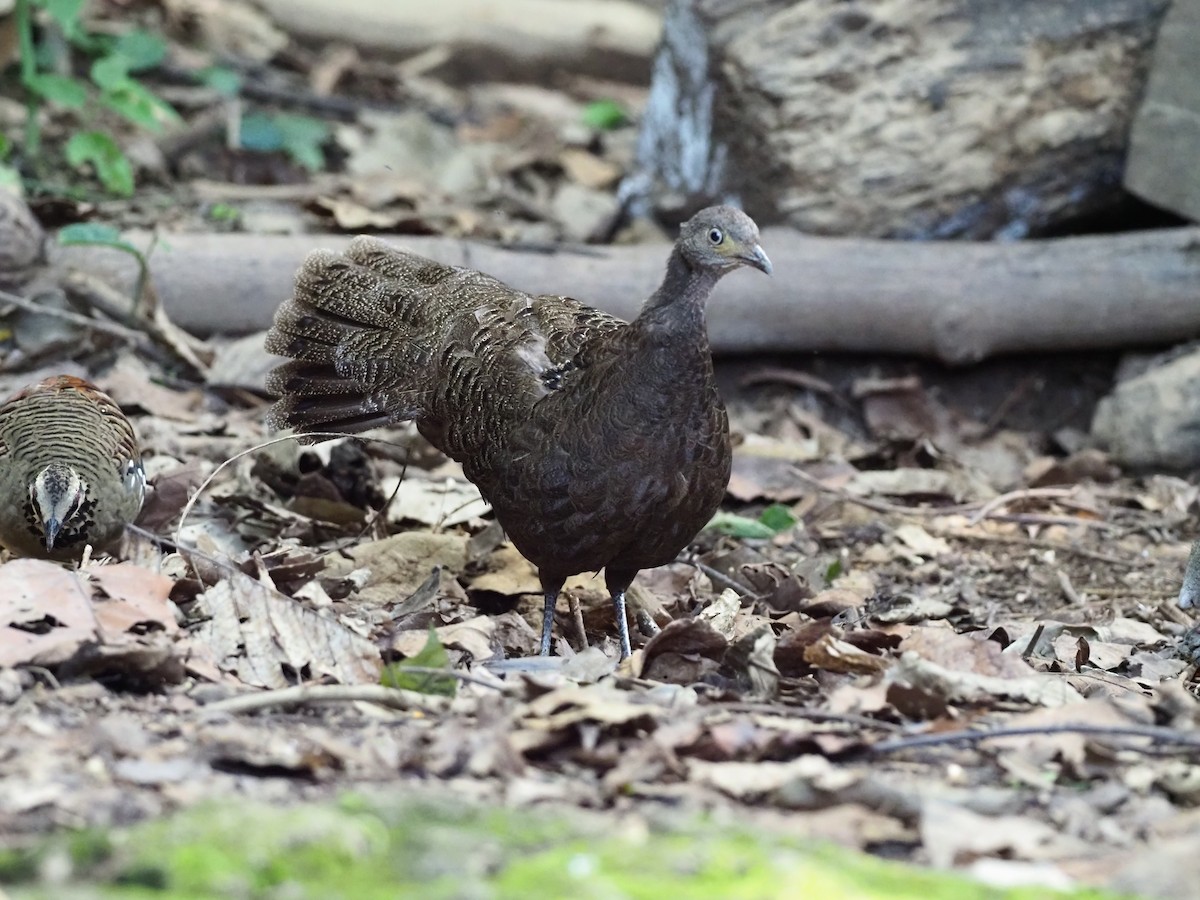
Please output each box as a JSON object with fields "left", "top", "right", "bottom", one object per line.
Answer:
{"left": 611, "top": 589, "right": 632, "bottom": 659}
{"left": 538, "top": 575, "right": 565, "bottom": 656}
{"left": 605, "top": 568, "right": 637, "bottom": 660}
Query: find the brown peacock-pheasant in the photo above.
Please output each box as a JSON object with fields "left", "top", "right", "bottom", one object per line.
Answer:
{"left": 0, "top": 375, "right": 145, "bottom": 560}
{"left": 265, "top": 206, "right": 771, "bottom": 658}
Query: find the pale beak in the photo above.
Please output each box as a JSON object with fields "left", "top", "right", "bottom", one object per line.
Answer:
{"left": 743, "top": 244, "right": 772, "bottom": 275}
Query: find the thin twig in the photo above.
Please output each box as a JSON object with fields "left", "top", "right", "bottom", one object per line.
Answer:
{"left": 1021, "top": 623, "right": 1045, "bottom": 660}
{"left": 200, "top": 683, "right": 455, "bottom": 716}
{"left": 691, "top": 559, "right": 758, "bottom": 597}
{"left": 983, "top": 513, "right": 1115, "bottom": 531}
{"left": 388, "top": 665, "right": 510, "bottom": 692}
{"left": 635, "top": 609, "right": 661, "bottom": 638}
{"left": 944, "top": 531, "right": 1142, "bottom": 567}
{"left": 61, "top": 271, "right": 211, "bottom": 376}
{"left": 0, "top": 286, "right": 148, "bottom": 345}
{"left": 720, "top": 702, "right": 902, "bottom": 732}
{"left": 968, "top": 487, "right": 1094, "bottom": 525}
{"left": 568, "top": 592, "right": 589, "bottom": 651}
{"left": 790, "top": 467, "right": 980, "bottom": 517}
{"left": 1056, "top": 569, "right": 1083, "bottom": 605}
{"left": 871, "top": 723, "right": 1200, "bottom": 755}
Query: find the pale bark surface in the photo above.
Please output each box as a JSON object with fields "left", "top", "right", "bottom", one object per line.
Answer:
{"left": 1125, "top": 0, "right": 1200, "bottom": 222}
{"left": 629, "top": 0, "right": 1170, "bottom": 238}
{"left": 252, "top": 0, "right": 662, "bottom": 83}
{"left": 50, "top": 226, "right": 1200, "bottom": 364}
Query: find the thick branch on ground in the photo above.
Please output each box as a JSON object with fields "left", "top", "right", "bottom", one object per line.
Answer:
{"left": 252, "top": 0, "right": 661, "bottom": 83}
{"left": 50, "top": 227, "right": 1200, "bottom": 365}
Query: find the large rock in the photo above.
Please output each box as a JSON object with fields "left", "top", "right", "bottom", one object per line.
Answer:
{"left": 1124, "top": 0, "right": 1200, "bottom": 222}
{"left": 628, "top": 0, "right": 1169, "bottom": 238}
{"left": 1091, "top": 348, "right": 1200, "bottom": 470}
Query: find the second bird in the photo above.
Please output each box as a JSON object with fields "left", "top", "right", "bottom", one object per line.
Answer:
{"left": 0, "top": 375, "right": 145, "bottom": 560}
{"left": 265, "top": 206, "right": 772, "bottom": 658}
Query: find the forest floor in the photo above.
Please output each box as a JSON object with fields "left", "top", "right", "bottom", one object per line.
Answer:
{"left": 0, "top": 3, "right": 1198, "bottom": 897}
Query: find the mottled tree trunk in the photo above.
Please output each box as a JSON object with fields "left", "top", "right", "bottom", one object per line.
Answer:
{"left": 626, "top": 0, "right": 1170, "bottom": 239}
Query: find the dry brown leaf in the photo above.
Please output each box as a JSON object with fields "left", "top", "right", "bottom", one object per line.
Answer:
{"left": 312, "top": 196, "right": 419, "bottom": 231}
{"left": 0, "top": 559, "right": 97, "bottom": 667}
{"left": 804, "top": 631, "right": 890, "bottom": 675}
{"left": 844, "top": 468, "right": 990, "bottom": 503}
{"left": 892, "top": 523, "right": 951, "bottom": 559}
{"left": 194, "top": 572, "right": 381, "bottom": 687}
{"left": 89, "top": 563, "right": 177, "bottom": 638}
{"left": 893, "top": 651, "right": 1084, "bottom": 707}
{"left": 696, "top": 589, "right": 740, "bottom": 639}
{"left": 921, "top": 800, "right": 1090, "bottom": 869}
{"left": 558, "top": 148, "right": 621, "bottom": 189}
{"left": 467, "top": 545, "right": 540, "bottom": 596}
{"left": 900, "top": 628, "right": 1034, "bottom": 679}
{"left": 101, "top": 355, "right": 201, "bottom": 421}
{"left": 989, "top": 697, "right": 1155, "bottom": 769}
{"left": 641, "top": 618, "right": 727, "bottom": 683}
{"left": 384, "top": 475, "right": 490, "bottom": 527}
{"left": 521, "top": 684, "right": 662, "bottom": 732}
{"left": 686, "top": 755, "right": 857, "bottom": 800}
{"left": 324, "top": 532, "right": 469, "bottom": 606}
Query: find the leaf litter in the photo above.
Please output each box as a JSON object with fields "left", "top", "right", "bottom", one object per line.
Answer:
{"left": 1, "top": 356, "right": 1195, "bottom": 896}
{"left": 2, "top": 9, "right": 1200, "bottom": 892}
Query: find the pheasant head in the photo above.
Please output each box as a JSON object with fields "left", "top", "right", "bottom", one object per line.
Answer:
{"left": 29, "top": 462, "right": 91, "bottom": 552}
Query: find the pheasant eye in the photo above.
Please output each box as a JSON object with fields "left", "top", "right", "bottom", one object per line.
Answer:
{"left": 708, "top": 228, "right": 723, "bottom": 245}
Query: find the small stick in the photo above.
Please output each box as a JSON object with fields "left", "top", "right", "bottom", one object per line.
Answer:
{"left": 384, "top": 666, "right": 511, "bottom": 692}
{"left": 635, "top": 609, "right": 661, "bottom": 637}
{"left": 0, "top": 286, "right": 148, "bottom": 346}
{"left": 940, "top": 531, "right": 1141, "bottom": 567}
{"left": 568, "top": 592, "right": 589, "bottom": 651}
{"left": 200, "top": 683, "right": 455, "bottom": 716}
{"left": 871, "top": 722, "right": 1200, "bottom": 755}
{"left": 1021, "top": 623, "right": 1045, "bottom": 660}
{"left": 1056, "top": 569, "right": 1084, "bottom": 605}
{"left": 968, "top": 486, "right": 1091, "bottom": 525}
{"left": 691, "top": 559, "right": 757, "bottom": 597}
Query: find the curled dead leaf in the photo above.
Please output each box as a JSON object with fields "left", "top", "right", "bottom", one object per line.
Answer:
{"left": 804, "top": 631, "right": 890, "bottom": 675}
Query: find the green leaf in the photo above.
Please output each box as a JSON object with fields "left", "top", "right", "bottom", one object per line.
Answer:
{"left": 0, "top": 165, "right": 21, "bottom": 191}
{"left": 206, "top": 202, "right": 240, "bottom": 224}
{"left": 57, "top": 222, "right": 146, "bottom": 265}
{"left": 706, "top": 512, "right": 777, "bottom": 540}
{"left": 59, "top": 221, "right": 121, "bottom": 246}
{"left": 199, "top": 66, "right": 242, "bottom": 97}
{"left": 582, "top": 99, "right": 628, "bottom": 130}
{"left": 90, "top": 55, "right": 130, "bottom": 91}
{"left": 35, "top": 0, "right": 85, "bottom": 35}
{"left": 0, "top": 133, "right": 11, "bottom": 159}
{"left": 273, "top": 113, "right": 330, "bottom": 171}
{"left": 379, "top": 628, "right": 457, "bottom": 697}
{"left": 112, "top": 29, "right": 167, "bottom": 71}
{"left": 758, "top": 504, "right": 798, "bottom": 533}
{"left": 240, "top": 112, "right": 330, "bottom": 171}
{"left": 25, "top": 73, "right": 88, "bottom": 107}
{"left": 238, "top": 113, "right": 284, "bottom": 152}
{"left": 824, "top": 559, "right": 844, "bottom": 582}
{"left": 101, "top": 78, "right": 181, "bottom": 132}
{"left": 64, "top": 131, "right": 134, "bottom": 196}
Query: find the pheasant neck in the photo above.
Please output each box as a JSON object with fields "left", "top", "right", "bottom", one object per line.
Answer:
{"left": 635, "top": 248, "right": 721, "bottom": 340}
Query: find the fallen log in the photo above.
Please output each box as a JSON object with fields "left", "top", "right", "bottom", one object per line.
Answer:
{"left": 50, "top": 227, "right": 1200, "bottom": 365}
{"left": 251, "top": 0, "right": 661, "bottom": 84}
